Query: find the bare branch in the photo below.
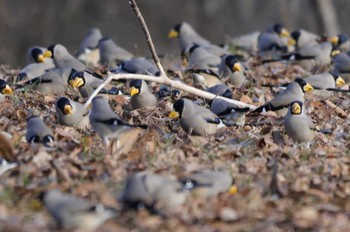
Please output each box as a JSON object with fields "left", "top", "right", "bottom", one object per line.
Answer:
{"left": 129, "top": 0, "right": 167, "bottom": 77}
{"left": 84, "top": 73, "right": 257, "bottom": 109}
{"left": 84, "top": 0, "right": 257, "bottom": 111}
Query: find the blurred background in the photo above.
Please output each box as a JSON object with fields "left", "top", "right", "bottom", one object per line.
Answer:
{"left": 0, "top": 0, "right": 348, "bottom": 67}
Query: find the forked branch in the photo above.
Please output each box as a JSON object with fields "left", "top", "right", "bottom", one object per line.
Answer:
{"left": 84, "top": 0, "right": 256, "bottom": 110}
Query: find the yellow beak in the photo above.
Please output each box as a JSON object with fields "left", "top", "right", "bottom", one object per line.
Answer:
{"left": 331, "top": 50, "right": 340, "bottom": 57}
{"left": 69, "top": 77, "right": 84, "bottom": 89}
{"left": 169, "top": 111, "right": 179, "bottom": 119}
{"left": 130, "top": 86, "right": 140, "bottom": 96}
{"left": 43, "top": 50, "right": 52, "bottom": 58}
{"left": 233, "top": 62, "right": 242, "bottom": 72}
{"left": 228, "top": 185, "right": 238, "bottom": 195}
{"left": 288, "top": 37, "right": 296, "bottom": 46}
{"left": 303, "top": 83, "right": 314, "bottom": 92}
{"left": 292, "top": 102, "right": 301, "bottom": 114}
{"left": 37, "top": 54, "right": 45, "bottom": 63}
{"left": 2, "top": 85, "right": 13, "bottom": 94}
{"left": 63, "top": 105, "right": 73, "bottom": 115}
{"left": 168, "top": 29, "right": 179, "bottom": 39}
{"left": 280, "top": 28, "right": 290, "bottom": 37}
{"left": 336, "top": 76, "right": 346, "bottom": 87}
{"left": 328, "top": 36, "right": 339, "bottom": 45}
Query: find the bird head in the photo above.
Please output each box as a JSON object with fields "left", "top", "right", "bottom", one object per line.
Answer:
{"left": 129, "top": 79, "right": 142, "bottom": 96}
{"left": 0, "top": 80, "right": 13, "bottom": 95}
{"left": 290, "top": 101, "right": 303, "bottom": 115}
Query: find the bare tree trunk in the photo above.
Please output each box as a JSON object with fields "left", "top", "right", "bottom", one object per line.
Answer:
{"left": 313, "top": 0, "right": 340, "bottom": 35}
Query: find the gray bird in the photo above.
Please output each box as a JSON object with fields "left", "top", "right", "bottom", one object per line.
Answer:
{"left": 129, "top": 79, "right": 157, "bottom": 109}
{"left": 120, "top": 172, "right": 187, "bottom": 212}
{"left": 68, "top": 69, "right": 104, "bottom": 98}
{"left": 76, "top": 28, "right": 103, "bottom": 66}
{"left": 16, "top": 61, "right": 55, "bottom": 83}
{"left": 329, "top": 34, "right": 350, "bottom": 53}
{"left": 209, "top": 98, "right": 249, "bottom": 127}
{"left": 25, "top": 115, "right": 54, "bottom": 147}
{"left": 258, "top": 24, "right": 291, "bottom": 52}
{"left": 291, "top": 29, "right": 320, "bottom": 49}
{"left": 90, "top": 96, "right": 146, "bottom": 145}
{"left": 40, "top": 190, "right": 116, "bottom": 231}
{"left": 191, "top": 69, "right": 222, "bottom": 88}
{"left": 181, "top": 170, "right": 234, "bottom": 198}
{"left": 304, "top": 72, "right": 345, "bottom": 98}
{"left": 0, "top": 80, "right": 13, "bottom": 103}
{"left": 169, "top": 98, "right": 224, "bottom": 136}
{"left": 284, "top": 100, "right": 315, "bottom": 143}
{"left": 219, "top": 55, "right": 246, "bottom": 88}
{"left": 205, "top": 84, "right": 232, "bottom": 98}
{"left": 332, "top": 52, "right": 350, "bottom": 82}
{"left": 55, "top": 96, "right": 90, "bottom": 129}
{"left": 188, "top": 45, "right": 221, "bottom": 70}
{"left": 17, "top": 68, "right": 73, "bottom": 95}
{"left": 252, "top": 78, "right": 313, "bottom": 116}
{"left": 27, "top": 46, "right": 53, "bottom": 64}
{"left": 99, "top": 37, "right": 134, "bottom": 69}
{"left": 228, "top": 31, "right": 260, "bottom": 52}
{"left": 118, "top": 58, "right": 159, "bottom": 76}
{"left": 46, "top": 44, "right": 86, "bottom": 71}
{"left": 168, "top": 22, "right": 211, "bottom": 51}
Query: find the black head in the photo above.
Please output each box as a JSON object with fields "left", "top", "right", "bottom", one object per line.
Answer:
{"left": 225, "top": 55, "right": 238, "bottom": 68}
{"left": 56, "top": 97, "right": 72, "bottom": 114}
{"left": 291, "top": 30, "right": 300, "bottom": 42}
{"left": 188, "top": 44, "right": 200, "bottom": 54}
{"left": 294, "top": 77, "right": 307, "bottom": 89}
{"left": 173, "top": 98, "right": 185, "bottom": 117}
{"left": 338, "top": 34, "right": 348, "bottom": 45}
{"left": 173, "top": 23, "right": 182, "bottom": 33}
{"left": 272, "top": 24, "right": 284, "bottom": 34}
{"left": 330, "top": 71, "right": 339, "bottom": 80}
{"left": 31, "top": 48, "right": 43, "bottom": 62}
{"left": 43, "top": 135, "right": 54, "bottom": 146}
{"left": 47, "top": 44, "right": 56, "bottom": 59}
{"left": 0, "top": 79, "right": 7, "bottom": 90}
{"left": 17, "top": 73, "right": 28, "bottom": 82}
{"left": 290, "top": 100, "right": 303, "bottom": 115}
{"left": 130, "top": 79, "right": 142, "bottom": 89}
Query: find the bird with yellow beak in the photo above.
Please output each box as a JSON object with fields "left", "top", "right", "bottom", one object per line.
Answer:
{"left": 0, "top": 79, "right": 13, "bottom": 103}
{"left": 328, "top": 34, "right": 350, "bottom": 52}
{"left": 129, "top": 79, "right": 157, "bottom": 110}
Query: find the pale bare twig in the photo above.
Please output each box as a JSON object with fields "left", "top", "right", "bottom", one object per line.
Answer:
{"left": 84, "top": 0, "right": 257, "bottom": 110}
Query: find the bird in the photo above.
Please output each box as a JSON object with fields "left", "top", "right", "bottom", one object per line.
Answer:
{"left": 329, "top": 34, "right": 350, "bottom": 53}
{"left": 25, "top": 115, "right": 54, "bottom": 147}
{"left": 55, "top": 96, "right": 90, "bottom": 129}
{"left": 187, "top": 45, "right": 221, "bottom": 70}
{"left": 117, "top": 58, "right": 159, "bottom": 76}
{"left": 168, "top": 22, "right": 211, "bottom": 51}
{"left": 209, "top": 98, "right": 249, "bottom": 127}
{"left": 0, "top": 79, "right": 13, "bottom": 102}
{"left": 40, "top": 190, "right": 116, "bottom": 231}
{"left": 119, "top": 172, "right": 187, "bottom": 213}
{"left": 304, "top": 72, "right": 345, "bottom": 98}
{"left": 129, "top": 79, "right": 157, "bottom": 109}
{"left": 290, "top": 29, "right": 320, "bottom": 49}
{"left": 68, "top": 69, "right": 104, "bottom": 98}
{"left": 27, "top": 46, "right": 54, "bottom": 64}
{"left": 219, "top": 55, "right": 246, "bottom": 88}
{"left": 284, "top": 100, "right": 315, "bottom": 143}
{"left": 76, "top": 28, "right": 103, "bottom": 66}
{"left": 16, "top": 61, "right": 55, "bottom": 83}
{"left": 228, "top": 31, "right": 260, "bottom": 52}
{"left": 169, "top": 98, "right": 224, "bottom": 136}
{"left": 98, "top": 37, "right": 134, "bottom": 69}
{"left": 332, "top": 52, "right": 350, "bottom": 82}
{"left": 191, "top": 69, "right": 222, "bottom": 88}
{"left": 252, "top": 78, "right": 313, "bottom": 116}
{"left": 89, "top": 96, "right": 146, "bottom": 145}
{"left": 17, "top": 68, "right": 73, "bottom": 95}
{"left": 205, "top": 84, "right": 232, "bottom": 98}
{"left": 258, "top": 23, "right": 291, "bottom": 52}
{"left": 180, "top": 170, "right": 234, "bottom": 198}
{"left": 45, "top": 44, "right": 87, "bottom": 71}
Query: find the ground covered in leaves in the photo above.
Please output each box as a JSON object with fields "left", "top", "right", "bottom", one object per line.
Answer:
{"left": 0, "top": 59, "right": 349, "bottom": 232}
